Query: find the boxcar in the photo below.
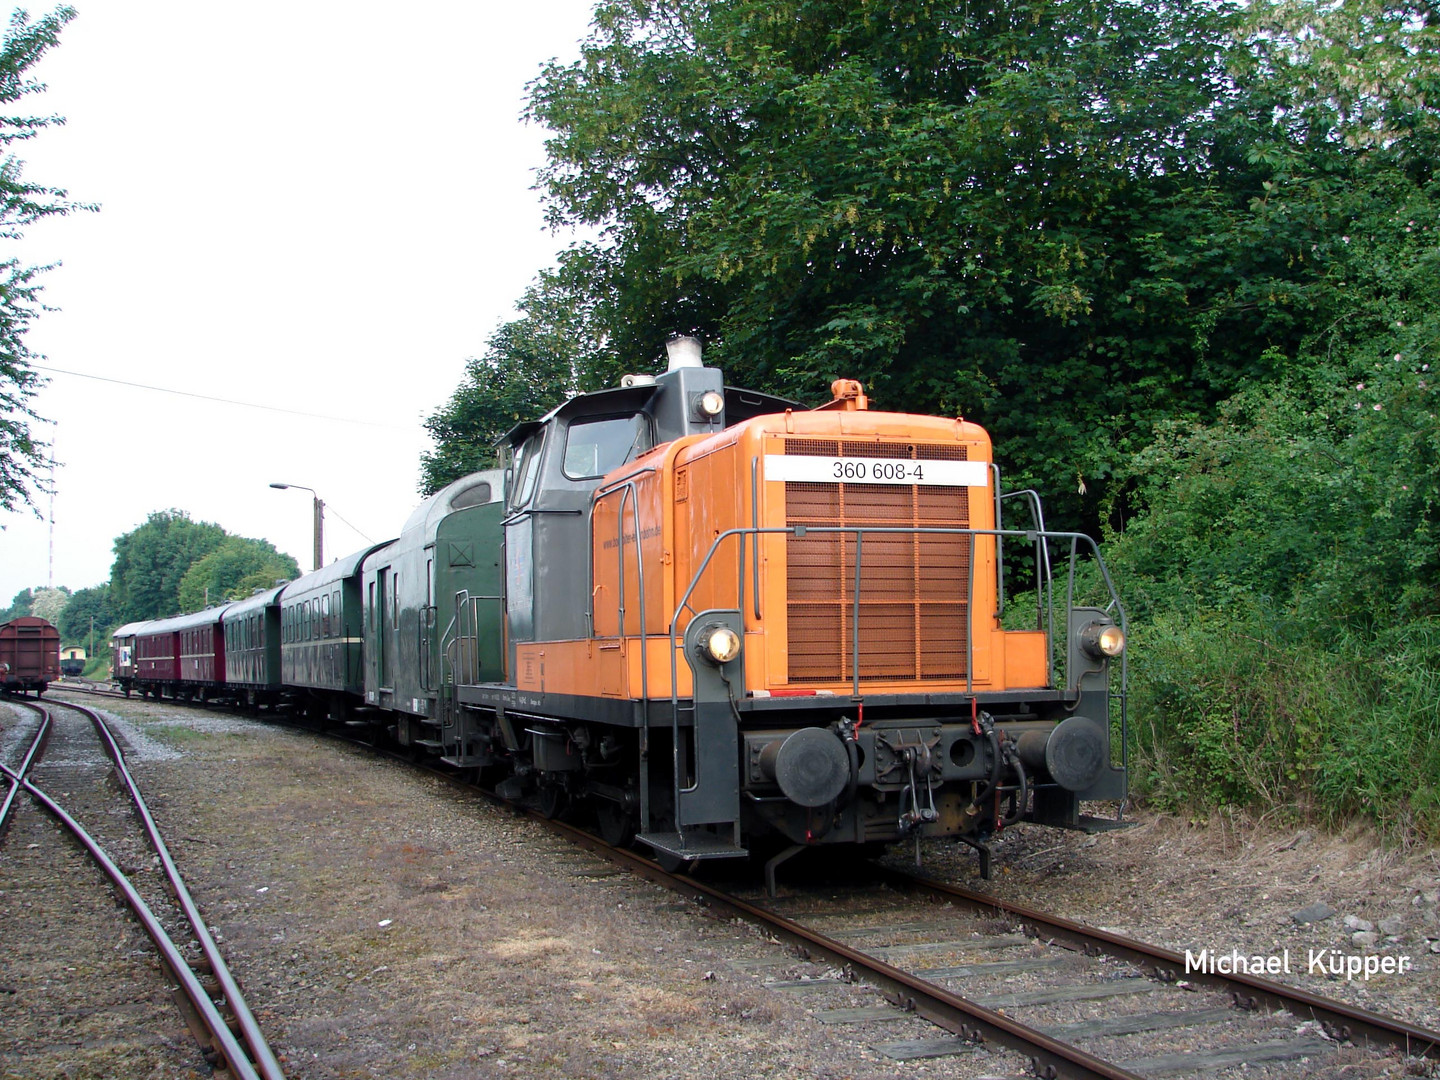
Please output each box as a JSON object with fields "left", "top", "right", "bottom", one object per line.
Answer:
{"left": 222, "top": 585, "right": 285, "bottom": 708}
{"left": 0, "top": 617, "right": 61, "bottom": 695}
{"left": 360, "top": 470, "right": 504, "bottom": 752}
{"left": 280, "top": 543, "right": 387, "bottom": 718}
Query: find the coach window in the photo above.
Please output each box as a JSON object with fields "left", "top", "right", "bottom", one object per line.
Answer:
{"left": 564, "top": 414, "right": 651, "bottom": 479}
{"left": 321, "top": 593, "right": 330, "bottom": 637}
{"left": 368, "top": 582, "right": 375, "bottom": 630}
{"left": 391, "top": 575, "right": 399, "bottom": 630}
{"left": 332, "top": 590, "right": 340, "bottom": 631}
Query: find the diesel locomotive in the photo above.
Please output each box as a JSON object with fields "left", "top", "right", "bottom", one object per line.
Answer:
{"left": 113, "top": 340, "right": 1128, "bottom": 882}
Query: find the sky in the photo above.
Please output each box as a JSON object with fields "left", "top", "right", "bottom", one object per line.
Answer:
{"left": 0, "top": 0, "right": 599, "bottom": 604}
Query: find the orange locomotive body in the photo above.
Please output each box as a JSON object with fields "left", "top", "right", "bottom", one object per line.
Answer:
{"left": 453, "top": 344, "right": 1128, "bottom": 882}
{"left": 522, "top": 385, "right": 1048, "bottom": 703}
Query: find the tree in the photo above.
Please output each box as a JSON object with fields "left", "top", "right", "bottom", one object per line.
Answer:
{"left": 28, "top": 582, "right": 66, "bottom": 622}
{"left": 502, "top": 0, "right": 1434, "bottom": 530}
{"left": 57, "top": 583, "right": 112, "bottom": 647}
{"left": 0, "top": 586, "right": 31, "bottom": 621}
{"left": 176, "top": 536, "right": 299, "bottom": 611}
{"left": 109, "top": 510, "right": 229, "bottom": 621}
{"left": 0, "top": 5, "right": 90, "bottom": 513}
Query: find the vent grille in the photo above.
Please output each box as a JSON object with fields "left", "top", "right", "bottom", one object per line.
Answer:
{"left": 784, "top": 440, "right": 972, "bottom": 683}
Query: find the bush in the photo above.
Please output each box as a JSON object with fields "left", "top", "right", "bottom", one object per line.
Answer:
{"left": 1106, "top": 355, "right": 1440, "bottom": 839}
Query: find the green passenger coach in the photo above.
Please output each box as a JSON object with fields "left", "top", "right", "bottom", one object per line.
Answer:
{"left": 279, "top": 544, "right": 386, "bottom": 711}
{"left": 362, "top": 469, "right": 505, "bottom": 754}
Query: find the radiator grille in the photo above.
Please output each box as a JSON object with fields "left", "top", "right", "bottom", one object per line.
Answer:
{"left": 784, "top": 440, "right": 972, "bottom": 683}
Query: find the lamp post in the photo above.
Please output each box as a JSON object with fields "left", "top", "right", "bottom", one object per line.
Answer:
{"left": 270, "top": 483, "right": 324, "bottom": 571}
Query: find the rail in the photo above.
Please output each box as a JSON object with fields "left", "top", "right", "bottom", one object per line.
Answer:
{"left": 0, "top": 698, "right": 284, "bottom": 1079}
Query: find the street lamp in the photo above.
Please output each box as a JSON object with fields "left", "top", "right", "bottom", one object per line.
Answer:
{"left": 270, "top": 482, "right": 324, "bottom": 571}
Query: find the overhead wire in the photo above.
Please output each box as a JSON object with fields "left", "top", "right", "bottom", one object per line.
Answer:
{"left": 32, "top": 364, "right": 416, "bottom": 431}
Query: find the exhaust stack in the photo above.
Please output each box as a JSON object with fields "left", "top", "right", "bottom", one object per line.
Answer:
{"left": 665, "top": 335, "right": 703, "bottom": 371}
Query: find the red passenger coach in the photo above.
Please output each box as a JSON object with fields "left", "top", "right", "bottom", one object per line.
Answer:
{"left": 0, "top": 616, "right": 61, "bottom": 695}
{"left": 111, "top": 621, "right": 145, "bottom": 695}
{"left": 133, "top": 606, "right": 231, "bottom": 700}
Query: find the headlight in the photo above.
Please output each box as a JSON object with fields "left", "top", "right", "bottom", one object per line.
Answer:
{"left": 1079, "top": 621, "right": 1126, "bottom": 659}
{"left": 695, "top": 390, "right": 725, "bottom": 419}
{"left": 697, "top": 624, "right": 742, "bottom": 665}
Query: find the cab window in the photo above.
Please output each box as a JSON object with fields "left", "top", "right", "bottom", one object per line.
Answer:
{"left": 508, "top": 431, "right": 545, "bottom": 510}
{"left": 563, "top": 414, "right": 650, "bottom": 480}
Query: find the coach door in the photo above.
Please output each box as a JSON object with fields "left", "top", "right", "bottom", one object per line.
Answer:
{"left": 376, "top": 567, "right": 391, "bottom": 688}
{"left": 420, "top": 547, "right": 435, "bottom": 690}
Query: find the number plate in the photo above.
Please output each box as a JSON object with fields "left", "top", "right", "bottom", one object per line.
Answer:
{"left": 763, "top": 455, "right": 988, "bottom": 487}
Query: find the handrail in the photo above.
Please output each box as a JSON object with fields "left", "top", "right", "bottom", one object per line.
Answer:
{"left": 669, "top": 523, "right": 1122, "bottom": 653}
{"left": 1000, "top": 489, "right": 1056, "bottom": 684}
{"left": 438, "top": 591, "right": 465, "bottom": 694}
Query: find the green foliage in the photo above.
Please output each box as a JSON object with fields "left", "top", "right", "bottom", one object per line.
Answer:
{"left": 1127, "top": 606, "right": 1440, "bottom": 838}
{"left": 56, "top": 583, "right": 113, "bottom": 645}
{"left": 0, "top": 583, "right": 68, "bottom": 623}
{"left": 508, "top": 0, "right": 1440, "bottom": 527}
{"left": 0, "top": 586, "right": 32, "bottom": 621}
{"left": 109, "top": 510, "right": 230, "bottom": 621}
{"left": 1109, "top": 294, "right": 1439, "bottom": 835}
{"left": 176, "top": 536, "right": 299, "bottom": 611}
{"left": 0, "top": 5, "right": 92, "bottom": 514}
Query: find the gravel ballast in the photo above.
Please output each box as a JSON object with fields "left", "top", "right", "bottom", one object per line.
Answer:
{"left": 1, "top": 693, "right": 1435, "bottom": 1079}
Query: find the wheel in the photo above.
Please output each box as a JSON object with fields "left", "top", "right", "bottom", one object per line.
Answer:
{"left": 653, "top": 849, "right": 693, "bottom": 874}
{"left": 536, "top": 780, "right": 570, "bottom": 820}
{"left": 595, "top": 801, "right": 635, "bottom": 847}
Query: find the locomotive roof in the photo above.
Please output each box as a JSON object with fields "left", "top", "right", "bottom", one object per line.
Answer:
{"left": 501, "top": 384, "right": 654, "bottom": 449}
{"left": 501, "top": 382, "right": 805, "bottom": 449}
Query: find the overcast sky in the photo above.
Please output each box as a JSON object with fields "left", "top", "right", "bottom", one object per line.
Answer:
{"left": 1, "top": 0, "right": 598, "bottom": 606}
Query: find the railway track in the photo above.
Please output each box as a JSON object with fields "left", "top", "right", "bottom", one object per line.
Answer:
{"left": 40, "top": 686, "right": 1440, "bottom": 1079}
{"left": 0, "top": 694, "right": 285, "bottom": 1079}
{"left": 519, "top": 813, "right": 1436, "bottom": 1079}
{"left": 297, "top": 701, "right": 1437, "bottom": 1080}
